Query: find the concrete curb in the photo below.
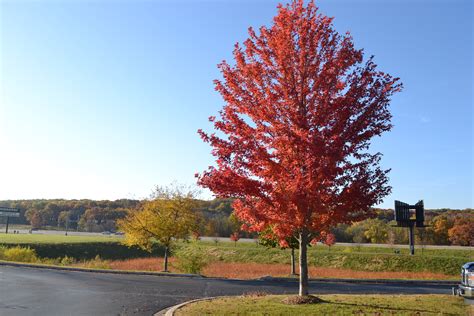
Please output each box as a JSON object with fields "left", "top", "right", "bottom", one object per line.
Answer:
{"left": 0, "top": 260, "right": 458, "bottom": 286}
{"left": 0, "top": 260, "right": 203, "bottom": 279}
{"left": 155, "top": 296, "right": 231, "bottom": 316}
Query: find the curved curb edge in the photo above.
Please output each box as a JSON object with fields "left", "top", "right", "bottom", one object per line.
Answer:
{"left": 155, "top": 296, "right": 232, "bottom": 316}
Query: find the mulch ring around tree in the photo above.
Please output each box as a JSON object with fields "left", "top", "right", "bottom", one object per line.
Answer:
{"left": 281, "top": 295, "right": 326, "bottom": 305}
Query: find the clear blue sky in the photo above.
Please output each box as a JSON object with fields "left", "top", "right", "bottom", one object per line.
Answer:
{"left": 0, "top": 0, "right": 472, "bottom": 209}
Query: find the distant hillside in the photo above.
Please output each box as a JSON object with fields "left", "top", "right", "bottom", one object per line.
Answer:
{"left": 0, "top": 198, "right": 237, "bottom": 236}
{"left": 0, "top": 199, "right": 472, "bottom": 245}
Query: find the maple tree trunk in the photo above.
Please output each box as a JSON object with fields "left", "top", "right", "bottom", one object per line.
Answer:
{"left": 290, "top": 248, "right": 296, "bottom": 275}
{"left": 163, "top": 246, "right": 169, "bottom": 272}
{"left": 298, "top": 232, "right": 309, "bottom": 296}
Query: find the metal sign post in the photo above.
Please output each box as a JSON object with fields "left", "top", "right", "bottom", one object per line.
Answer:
{"left": 408, "top": 221, "right": 415, "bottom": 255}
{"left": 394, "top": 200, "right": 425, "bottom": 255}
{"left": 0, "top": 207, "right": 20, "bottom": 234}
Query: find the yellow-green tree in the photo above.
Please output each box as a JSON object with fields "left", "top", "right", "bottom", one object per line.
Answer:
{"left": 431, "top": 215, "right": 453, "bottom": 245}
{"left": 363, "top": 219, "right": 389, "bottom": 244}
{"left": 117, "top": 185, "right": 199, "bottom": 272}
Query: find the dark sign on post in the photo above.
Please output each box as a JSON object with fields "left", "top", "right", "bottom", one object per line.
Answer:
{"left": 394, "top": 200, "right": 425, "bottom": 255}
{"left": 0, "top": 207, "right": 20, "bottom": 234}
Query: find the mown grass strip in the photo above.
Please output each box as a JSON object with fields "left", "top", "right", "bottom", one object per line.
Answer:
{"left": 0, "top": 233, "right": 121, "bottom": 244}
{"left": 194, "top": 246, "right": 472, "bottom": 275}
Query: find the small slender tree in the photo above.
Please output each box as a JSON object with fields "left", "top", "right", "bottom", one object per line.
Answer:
{"left": 191, "top": 230, "right": 201, "bottom": 241}
{"left": 323, "top": 232, "right": 336, "bottom": 251}
{"left": 197, "top": 0, "right": 401, "bottom": 296}
{"left": 259, "top": 227, "right": 299, "bottom": 275}
{"left": 230, "top": 232, "right": 240, "bottom": 246}
{"left": 117, "top": 185, "right": 199, "bottom": 272}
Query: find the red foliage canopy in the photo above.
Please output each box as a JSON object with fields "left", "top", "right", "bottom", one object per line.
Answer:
{"left": 197, "top": 0, "right": 401, "bottom": 243}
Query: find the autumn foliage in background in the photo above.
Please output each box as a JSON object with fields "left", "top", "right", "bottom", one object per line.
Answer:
{"left": 197, "top": 0, "right": 401, "bottom": 295}
{"left": 447, "top": 216, "right": 474, "bottom": 246}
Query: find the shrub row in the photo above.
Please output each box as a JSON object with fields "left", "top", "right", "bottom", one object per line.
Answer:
{"left": 0, "top": 246, "right": 38, "bottom": 263}
{"left": 0, "top": 242, "right": 164, "bottom": 260}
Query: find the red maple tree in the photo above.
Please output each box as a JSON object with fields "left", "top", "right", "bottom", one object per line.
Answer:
{"left": 197, "top": 0, "right": 401, "bottom": 296}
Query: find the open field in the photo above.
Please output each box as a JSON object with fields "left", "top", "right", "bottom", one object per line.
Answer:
{"left": 200, "top": 237, "right": 474, "bottom": 250}
{"left": 3, "top": 233, "right": 471, "bottom": 260}
{"left": 175, "top": 294, "right": 469, "bottom": 316}
{"left": 0, "top": 233, "right": 121, "bottom": 243}
{"left": 196, "top": 240, "right": 474, "bottom": 258}
{"left": 2, "top": 230, "right": 473, "bottom": 249}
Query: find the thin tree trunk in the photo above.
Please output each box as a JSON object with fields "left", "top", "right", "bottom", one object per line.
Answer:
{"left": 299, "top": 232, "right": 309, "bottom": 296}
{"left": 290, "top": 247, "right": 296, "bottom": 275}
{"left": 163, "top": 246, "right": 169, "bottom": 272}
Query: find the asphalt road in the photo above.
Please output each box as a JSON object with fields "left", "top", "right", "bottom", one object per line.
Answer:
{"left": 0, "top": 266, "right": 455, "bottom": 316}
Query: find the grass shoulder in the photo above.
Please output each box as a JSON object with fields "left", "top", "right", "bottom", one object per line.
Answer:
{"left": 175, "top": 294, "right": 469, "bottom": 316}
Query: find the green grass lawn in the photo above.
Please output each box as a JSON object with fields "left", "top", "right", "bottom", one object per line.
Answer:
{"left": 175, "top": 294, "right": 470, "bottom": 316}
{"left": 0, "top": 233, "right": 121, "bottom": 244}
{"left": 193, "top": 241, "right": 473, "bottom": 276}
{"left": 1, "top": 234, "right": 472, "bottom": 258}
